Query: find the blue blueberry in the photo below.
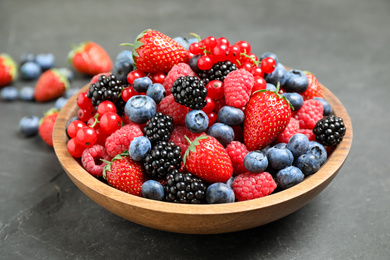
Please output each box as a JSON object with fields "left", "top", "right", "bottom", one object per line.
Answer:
{"left": 244, "top": 151, "right": 268, "bottom": 173}
{"left": 260, "top": 52, "right": 279, "bottom": 65}
{"left": 129, "top": 136, "right": 152, "bottom": 161}
{"left": 273, "top": 143, "right": 287, "bottom": 149}
{"left": 1, "top": 86, "right": 18, "bottom": 101}
{"left": 20, "top": 61, "right": 41, "bottom": 80}
{"left": 207, "top": 122, "right": 234, "bottom": 147}
{"left": 125, "top": 95, "right": 156, "bottom": 124}
{"left": 276, "top": 166, "right": 304, "bottom": 189}
{"left": 282, "top": 92, "right": 304, "bottom": 111}
{"left": 264, "top": 63, "right": 289, "bottom": 86}
{"left": 35, "top": 53, "right": 55, "bottom": 70}
{"left": 185, "top": 110, "right": 209, "bottom": 133}
{"left": 218, "top": 106, "right": 245, "bottom": 126}
{"left": 141, "top": 180, "right": 165, "bottom": 201}
{"left": 306, "top": 141, "right": 327, "bottom": 166}
{"left": 146, "top": 83, "right": 166, "bottom": 104}
{"left": 64, "top": 88, "right": 79, "bottom": 99}
{"left": 286, "top": 133, "right": 309, "bottom": 158}
{"left": 206, "top": 183, "right": 235, "bottom": 204}
{"left": 173, "top": 36, "right": 190, "bottom": 50}
{"left": 19, "top": 86, "right": 35, "bottom": 101}
{"left": 19, "top": 53, "right": 35, "bottom": 66}
{"left": 18, "top": 115, "right": 39, "bottom": 137}
{"left": 313, "top": 97, "right": 332, "bottom": 116}
{"left": 266, "top": 146, "right": 294, "bottom": 170}
{"left": 115, "top": 50, "right": 134, "bottom": 64}
{"left": 112, "top": 59, "right": 134, "bottom": 83}
{"left": 295, "top": 153, "right": 321, "bottom": 176}
{"left": 133, "top": 76, "right": 153, "bottom": 93}
{"left": 283, "top": 69, "right": 309, "bottom": 93}
{"left": 187, "top": 37, "right": 199, "bottom": 45}
{"left": 58, "top": 67, "right": 74, "bottom": 82}
{"left": 55, "top": 97, "right": 68, "bottom": 109}
{"left": 266, "top": 83, "right": 276, "bottom": 91}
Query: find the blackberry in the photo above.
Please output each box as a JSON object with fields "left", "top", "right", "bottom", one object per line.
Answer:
{"left": 313, "top": 115, "right": 346, "bottom": 146}
{"left": 197, "top": 60, "right": 238, "bottom": 84}
{"left": 144, "top": 141, "right": 182, "bottom": 179}
{"left": 164, "top": 171, "right": 206, "bottom": 204}
{"left": 144, "top": 112, "right": 174, "bottom": 145}
{"left": 87, "top": 74, "right": 124, "bottom": 107}
{"left": 171, "top": 76, "right": 207, "bottom": 110}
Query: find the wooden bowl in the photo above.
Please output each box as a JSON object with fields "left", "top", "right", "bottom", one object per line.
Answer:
{"left": 53, "top": 83, "right": 352, "bottom": 234}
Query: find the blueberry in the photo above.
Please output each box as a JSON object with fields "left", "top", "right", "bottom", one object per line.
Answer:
{"left": 141, "top": 180, "right": 165, "bottom": 201}
{"left": 282, "top": 92, "right": 304, "bottom": 111}
{"left": 207, "top": 122, "right": 234, "bottom": 147}
{"left": 146, "top": 83, "right": 166, "bottom": 104}
{"left": 313, "top": 97, "right": 333, "bottom": 116}
{"left": 58, "top": 67, "right": 74, "bottom": 82}
{"left": 19, "top": 53, "right": 35, "bottom": 66}
{"left": 20, "top": 61, "right": 41, "bottom": 80}
{"left": 115, "top": 50, "right": 134, "bottom": 64}
{"left": 133, "top": 76, "right": 153, "bottom": 93}
{"left": 306, "top": 141, "right": 327, "bottom": 166}
{"left": 64, "top": 88, "right": 79, "bottom": 99}
{"left": 173, "top": 36, "right": 189, "bottom": 50}
{"left": 185, "top": 110, "right": 209, "bottom": 133}
{"left": 225, "top": 176, "right": 234, "bottom": 188}
{"left": 266, "top": 83, "right": 276, "bottom": 91}
{"left": 284, "top": 69, "right": 309, "bottom": 93}
{"left": 276, "top": 166, "right": 304, "bottom": 189}
{"left": 206, "top": 183, "right": 235, "bottom": 204}
{"left": 18, "top": 115, "right": 39, "bottom": 137}
{"left": 125, "top": 95, "right": 156, "bottom": 124}
{"left": 244, "top": 151, "right": 268, "bottom": 173}
{"left": 112, "top": 59, "right": 134, "bottom": 83}
{"left": 287, "top": 133, "right": 309, "bottom": 158}
{"left": 260, "top": 52, "right": 279, "bottom": 64}
{"left": 35, "top": 53, "right": 55, "bottom": 70}
{"left": 129, "top": 136, "right": 151, "bottom": 161}
{"left": 187, "top": 37, "right": 199, "bottom": 45}
{"left": 273, "top": 143, "right": 287, "bottom": 149}
{"left": 266, "top": 146, "right": 294, "bottom": 170}
{"left": 264, "top": 63, "right": 289, "bottom": 86}
{"left": 295, "top": 153, "right": 321, "bottom": 176}
{"left": 1, "top": 86, "right": 18, "bottom": 101}
{"left": 218, "top": 106, "right": 245, "bottom": 126}
{"left": 19, "top": 86, "right": 35, "bottom": 101}
{"left": 55, "top": 97, "right": 68, "bottom": 109}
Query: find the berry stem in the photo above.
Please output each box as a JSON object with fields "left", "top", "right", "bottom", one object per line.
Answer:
{"left": 189, "top": 32, "right": 202, "bottom": 42}
{"left": 240, "top": 52, "right": 259, "bottom": 67}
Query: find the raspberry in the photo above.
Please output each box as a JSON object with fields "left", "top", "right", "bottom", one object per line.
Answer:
{"left": 294, "top": 99, "right": 323, "bottom": 129}
{"left": 169, "top": 126, "right": 205, "bottom": 157}
{"left": 277, "top": 117, "right": 300, "bottom": 143}
{"left": 301, "top": 73, "right": 323, "bottom": 101}
{"left": 223, "top": 69, "right": 254, "bottom": 109}
{"left": 157, "top": 94, "right": 189, "bottom": 126}
{"left": 299, "top": 128, "right": 316, "bottom": 141}
{"left": 81, "top": 144, "right": 111, "bottom": 177}
{"left": 225, "top": 141, "right": 249, "bottom": 175}
{"left": 162, "top": 63, "right": 196, "bottom": 95}
{"left": 232, "top": 172, "right": 276, "bottom": 201}
{"left": 105, "top": 123, "right": 144, "bottom": 157}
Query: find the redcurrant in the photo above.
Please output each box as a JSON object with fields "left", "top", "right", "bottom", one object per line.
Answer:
{"left": 95, "top": 128, "right": 110, "bottom": 146}
{"left": 97, "top": 100, "right": 117, "bottom": 115}
{"left": 206, "top": 80, "right": 224, "bottom": 100}
{"left": 197, "top": 55, "right": 214, "bottom": 70}
{"left": 100, "top": 112, "right": 122, "bottom": 134}
{"left": 67, "top": 120, "right": 86, "bottom": 138}
{"left": 212, "top": 44, "right": 229, "bottom": 62}
{"left": 235, "top": 41, "right": 251, "bottom": 54}
{"left": 207, "top": 112, "right": 218, "bottom": 128}
{"left": 251, "top": 66, "right": 264, "bottom": 78}
{"left": 213, "top": 98, "right": 226, "bottom": 113}
{"left": 150, "top": 72, "right": 166, "bottom": 84}
{"left": 227, "top": 45, "right": 240, "bottom": 64}
{"left": 240, "top": 62, "right": 254, "bottom": 72}
{"left": 202, "top": 97, "right": 216, "bottom": 114}
{"left": 203, "top": 36, "right": 217, "bottom": 51}
{"left": 77, "top": 107, "right": 95, "bottom": 122}
{"left": 67, "top": 138, "right": 85, "bottom": 158}
{"left": 75, "top": 126, "right": 98, "bottom": 148}
{"left": 77, "top": 91, "right": 93, "bottom": 110}
{"left": 127, "top": 69, "right": 146, "bottom": 85}
{"left": 216, "top": 37, "right": 229, "bottom": 46}
{"left": 252, "top": 76, "right": 267, "bottom": 94}
{"left": 189, "top": 42, "right": 202, "bottom": 55}
{"left": 260, "top": 57, "right": 277, "bottom": 74}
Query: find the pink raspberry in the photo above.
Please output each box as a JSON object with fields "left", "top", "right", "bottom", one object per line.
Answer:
{"left": 105, "top": 123, "right": 144, "bottom": 157}
{"left": 225, "top": 141, "right": 249, "bottom": 175}
{"left": 158, "top": 94, "right": 189, "bottom": 126}
{"left": 223, "top": 69, "right": 254, "bottom": 109}
{"left": 294, "top": 99, "right": 323, "bottom": 129}
{"left": 169, "top": 126, "right": 205, "bottom": 157}
{"left": 81, "top": 144, "right": 111, "bottom": 177}
{"left": 232, "top": 172, "right": 277, "bottom": 201}
{"left": 277, "top": 117, "right": 300, "bottom": 143}
{"left": 163, "top": 63, "right": 196, "bottom": 95}
{"left": 299, "top": 128, "right": 316, "bottom": 141}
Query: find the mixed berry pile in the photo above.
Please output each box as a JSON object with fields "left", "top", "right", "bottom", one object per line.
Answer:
{"left": 64, "top": 29, "right": 347, "bottom": 204}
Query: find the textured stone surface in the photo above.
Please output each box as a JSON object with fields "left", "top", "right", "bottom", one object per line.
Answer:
{"left": 1, "top": 0, "right": 389, "bottom": 259}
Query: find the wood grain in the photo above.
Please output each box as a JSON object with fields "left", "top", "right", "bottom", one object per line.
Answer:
{"left": 53, "top": 83, "right": 353, "bottom": 234}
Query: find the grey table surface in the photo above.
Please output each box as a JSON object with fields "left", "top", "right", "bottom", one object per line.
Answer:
{"left": 1, "top": 0, "right": 389, "bottom": 259}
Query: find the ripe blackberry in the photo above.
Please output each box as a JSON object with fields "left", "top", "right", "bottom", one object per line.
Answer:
{"left": 144, "top": 112, "right": 174, "bottom": 145}
{"left": 87, "top": 74, "right": 124, "bottom": 107}
{"left": 171, "top": 76, "right": 207, "bottom": 110}
{"left": 313, "top": 115, "right": 346, "bottom": 146}
{"left": 164, "top": 171, "right": 206, "bottom": 204}
{"left": 197, "top": 60, "right": 238, "bottom": 85}
{"left": 144, "top": 141, "right": 182, "bottom": 179}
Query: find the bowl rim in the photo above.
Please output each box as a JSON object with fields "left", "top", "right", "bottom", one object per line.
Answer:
{"left": 53, "top": 82, "right": 353, "bottom": 216}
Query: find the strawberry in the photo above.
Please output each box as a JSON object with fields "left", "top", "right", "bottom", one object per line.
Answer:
{"left": 122, "top": 29, "right": 189, "bottom": 73}
{"left": 103, "top": 150, "right": 146, "bottom": 196}
{"left": 301, "top": 72, "right": 323, "bottom": 100}
{"left": 34, "top": 69, "right": 69, "bottom": 102}
{"left": 0, "top": 53, "right": 18, "bottom": 88}
{"left": 183, "top": 135, "right": 233, "bottom": 183}
{"left": 243, "top": 84, "right": 292, "bottom": 151}
{"left": 39, "top": 108, "right": 59, "bottom": 147}
{"left": 68, "top": 42, "right": 113, "bottom": 76}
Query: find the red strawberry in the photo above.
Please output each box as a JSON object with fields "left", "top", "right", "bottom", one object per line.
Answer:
{"left": 122, "top": 29, "right": 189, "bottom": 73}
{"left": 183, "top": 135, "right": 233, "bottom": 183}
{"left": 0, "top": 53, "right": 18, "bottom": 88}
{"left": 301, "top": 72, "right": 323, "bottom": 100}
{"left": 39, "top": 108, "right": 59, "bottom": 147}
{"left": 103, "top": 151, "right": 146, "bottom": 196}
{"left": 34, "top": 69, "right": 69, "bottom": 102}
{"left": 68, "top": 42, "right": 113, "bottom": 76}
{"left": 243, "top": 85, "right": 292, "bottom": 151}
